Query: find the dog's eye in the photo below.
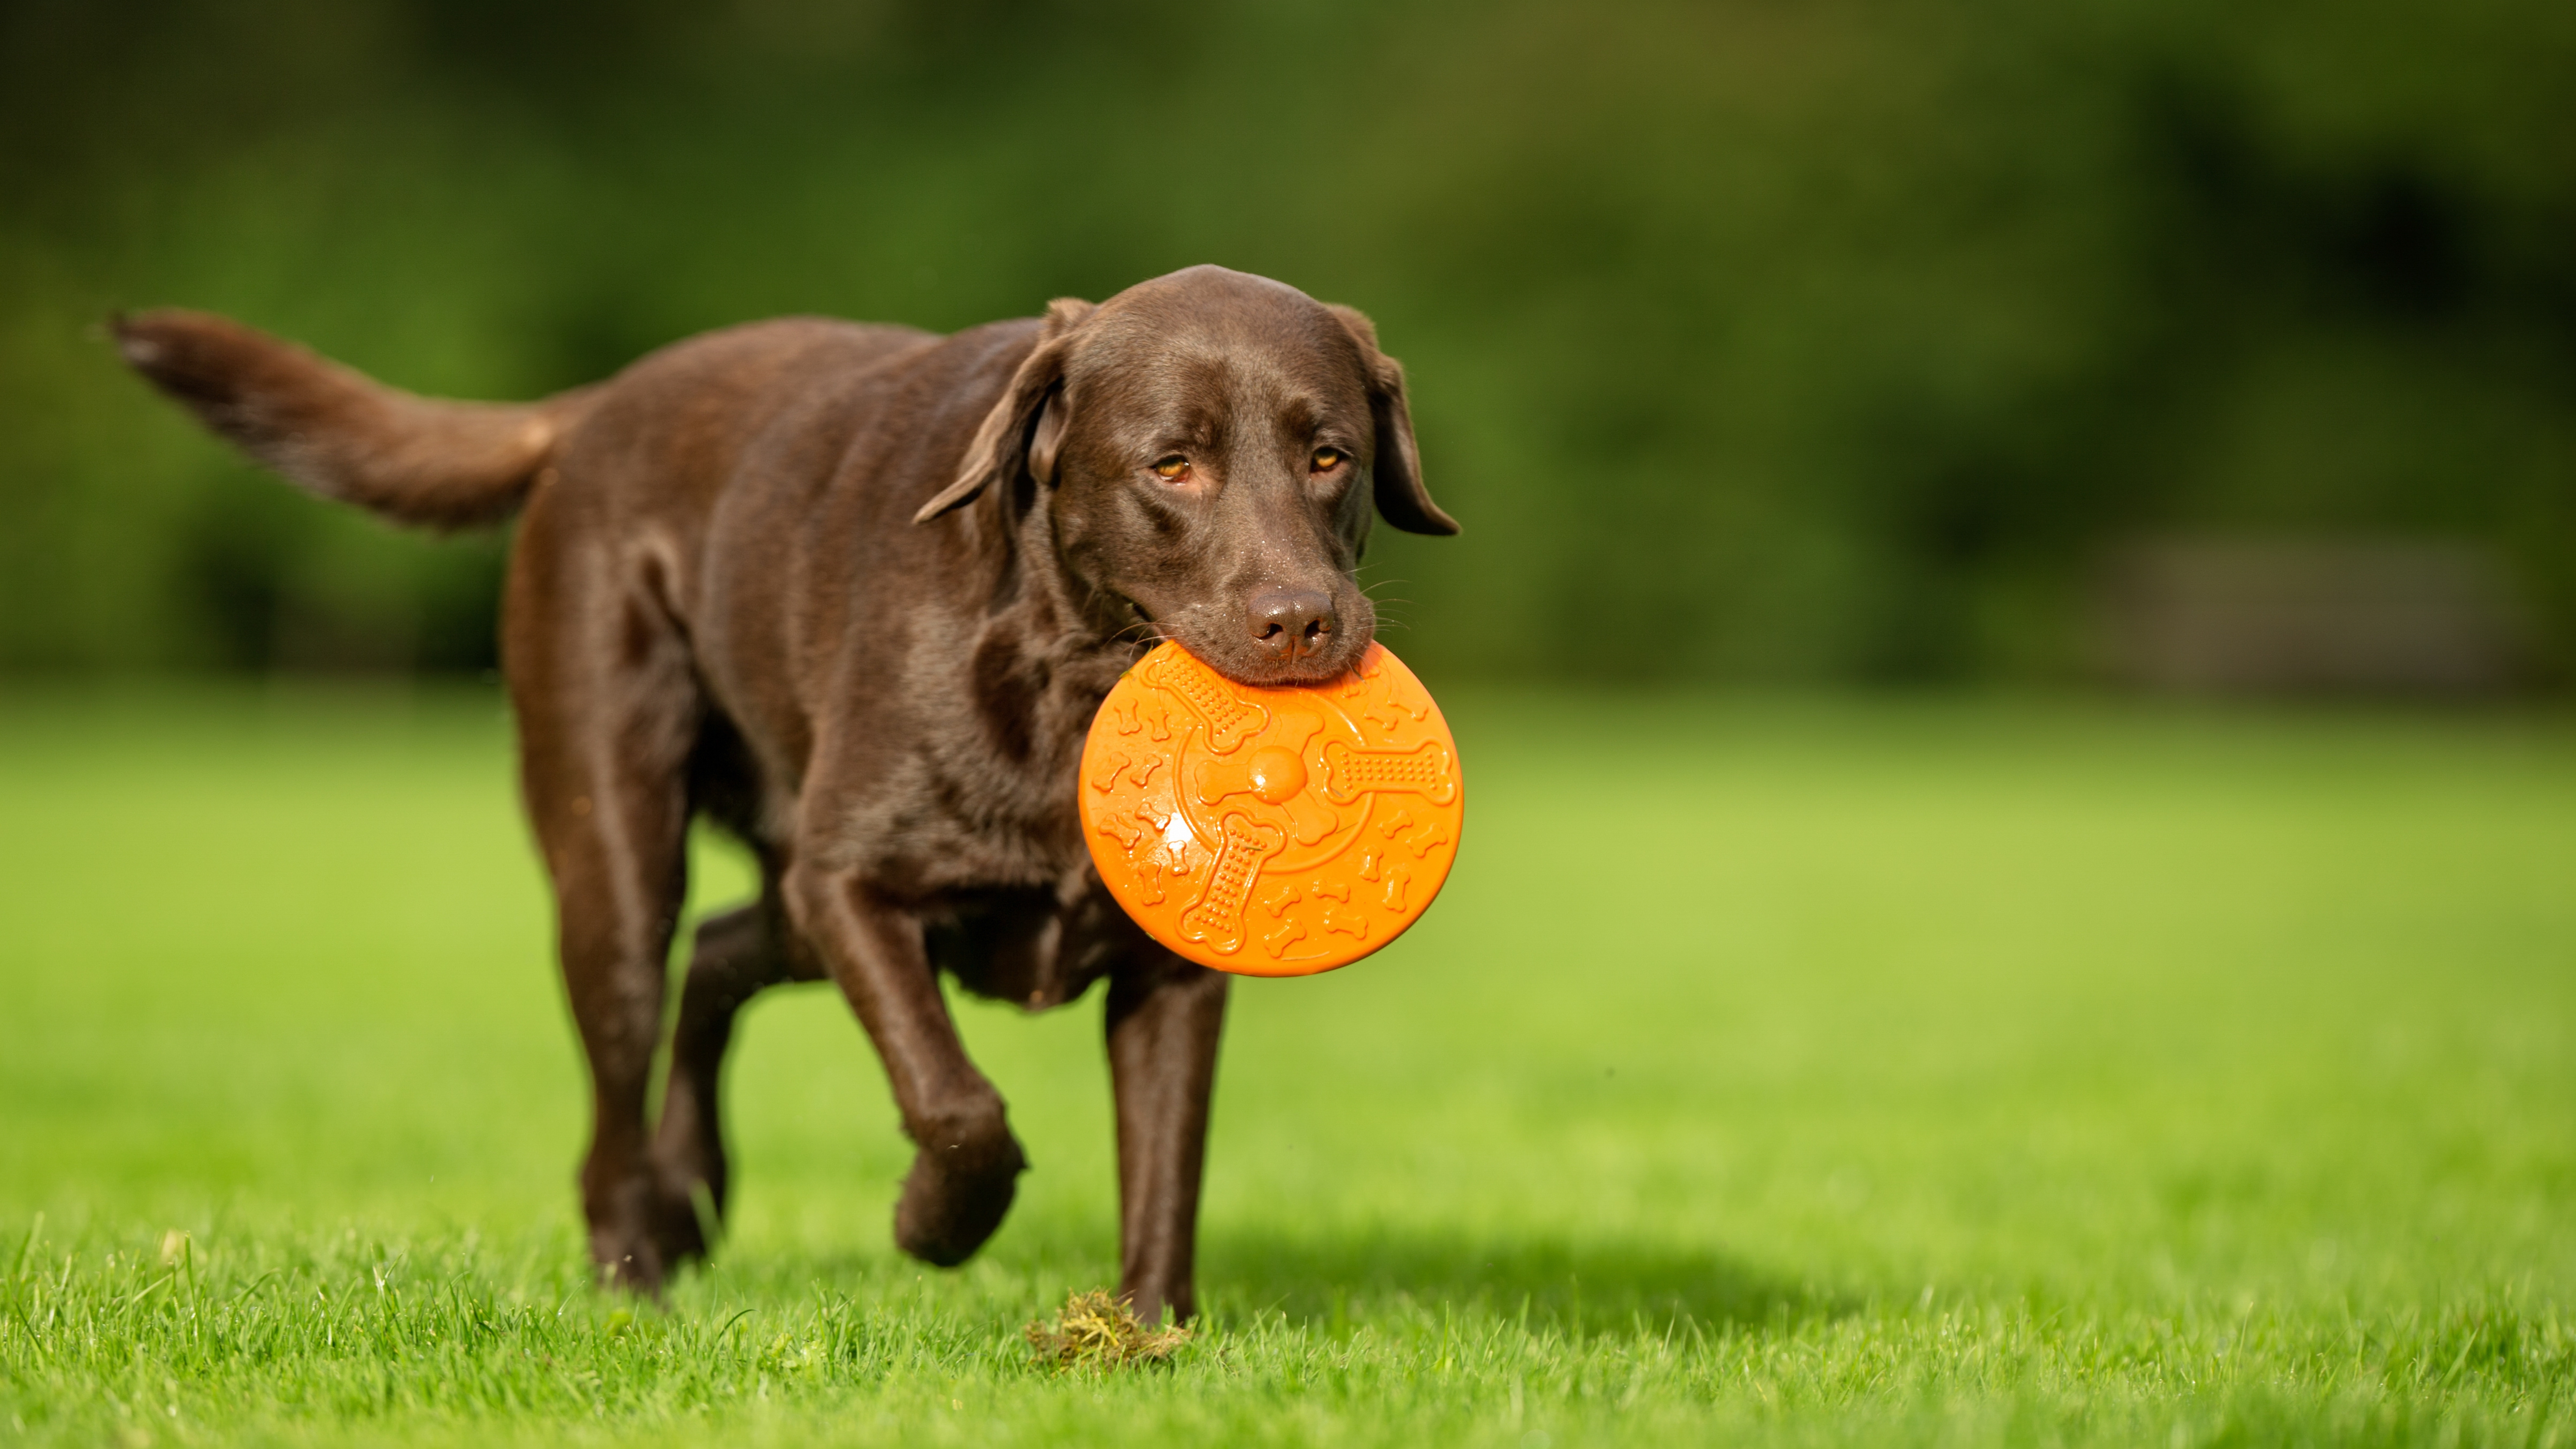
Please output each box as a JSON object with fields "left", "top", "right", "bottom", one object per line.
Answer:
{"left": 1152, "top": 456, "right": 1191, "bottom": 482}
{"left": 1311, "top": 447, "right": 1345, "bottom": 473}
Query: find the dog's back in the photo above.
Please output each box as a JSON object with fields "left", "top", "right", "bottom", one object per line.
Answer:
{"left": 115, "top": 310, "right": 936, "bottom": 536}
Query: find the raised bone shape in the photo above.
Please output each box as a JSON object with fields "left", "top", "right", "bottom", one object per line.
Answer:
{"left": 1151, "top": 649, "right": 1267, "bottom": 755}
{"left": 1176, "top": 812, "right": 1285, "bottom": 955}
{"left": 1318, "top": 739, "right": 1455, "bottom": 806}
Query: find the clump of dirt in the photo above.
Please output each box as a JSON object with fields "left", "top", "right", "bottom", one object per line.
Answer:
{"left": 1024, "top": 1289, "right": 1192, "bottom": 1370}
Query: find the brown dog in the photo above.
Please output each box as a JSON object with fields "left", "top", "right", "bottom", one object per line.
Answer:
{"left": 115, "top": 265, "right": 1458, "bottom": 1320}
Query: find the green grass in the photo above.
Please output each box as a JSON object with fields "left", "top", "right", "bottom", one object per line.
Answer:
{"left": 1, "top": 685, "right": 2570, "bottom": 1447}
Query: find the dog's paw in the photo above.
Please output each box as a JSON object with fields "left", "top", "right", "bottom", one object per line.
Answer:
{"left": 587, "top": 1171, "right": 709, "bottom": 1296}
{"left": 650, "top": 1176, "right": 713, "bottom": 1268}
{"left": 590, "top": 1220, "right": 671, "bottom": 1297}
{"left": 894, "top": 1110, "right": 1027, "bottom": 1267}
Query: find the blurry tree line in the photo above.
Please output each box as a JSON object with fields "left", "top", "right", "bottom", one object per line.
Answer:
{"left": 4, "top": 0, "right": 2573, "bottom": 684}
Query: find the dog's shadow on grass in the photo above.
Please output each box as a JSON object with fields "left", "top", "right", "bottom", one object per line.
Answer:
{"left": 1200, "top": 1229, "right": 1847, "bottom": 1335}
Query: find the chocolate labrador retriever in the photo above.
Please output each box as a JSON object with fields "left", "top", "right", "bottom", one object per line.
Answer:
{"left": 115, "top": 264, "right": 1458, "bottom": 1320}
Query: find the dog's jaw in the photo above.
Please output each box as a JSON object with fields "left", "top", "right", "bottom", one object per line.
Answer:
{"left": 1136, "top": 596, "right": 1376, "bottom": 690}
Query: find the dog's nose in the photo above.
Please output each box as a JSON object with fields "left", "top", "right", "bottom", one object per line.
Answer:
{"left": 1246, "top": 587, "right": 1336, "bottom": 662}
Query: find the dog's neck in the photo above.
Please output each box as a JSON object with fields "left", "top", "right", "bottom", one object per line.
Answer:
{"left": 971, "top": 480, "right": 1150, "bottom": 666}
{"left": 938, "top": 484, "right": 1150, "bottom": 781}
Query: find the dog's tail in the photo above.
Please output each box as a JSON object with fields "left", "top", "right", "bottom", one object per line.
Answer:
{"left": 114, "top": 309, "right": 598, "bottom": 529}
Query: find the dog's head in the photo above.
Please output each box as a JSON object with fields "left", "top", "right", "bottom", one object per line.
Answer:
{"left": 917, "top": 265, "right": 1458, "bottom": 687}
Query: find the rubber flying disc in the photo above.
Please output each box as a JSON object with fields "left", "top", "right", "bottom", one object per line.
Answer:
{"left": 1080, "top": 641, "right": 1464, "bottom": 976}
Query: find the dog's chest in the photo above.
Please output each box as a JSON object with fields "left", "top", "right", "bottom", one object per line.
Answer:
{"left": 821, "top": 633, "right": 1130, "bottom": 893}
{"left": 927, "top": 877, "right": 1144, "bottom": 1009}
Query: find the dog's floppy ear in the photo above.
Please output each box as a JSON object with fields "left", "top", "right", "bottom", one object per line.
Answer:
{"left": 1327, "top": 304, "right": 1460, "bottom": 536}
{"left": 914, "top": 297, "right": 1096, "bottom": 524}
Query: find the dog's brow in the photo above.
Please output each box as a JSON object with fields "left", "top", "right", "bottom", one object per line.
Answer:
{"left": 1133, "top": 412, "right": 1224, "bottom": 455}
{"left": 1124, "top": 384, "right": 1232, "bottom": 452}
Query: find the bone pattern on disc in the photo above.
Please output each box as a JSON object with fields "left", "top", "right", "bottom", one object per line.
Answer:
{"left": 1080, "top": 641, "right": 1463, "bottom": 975}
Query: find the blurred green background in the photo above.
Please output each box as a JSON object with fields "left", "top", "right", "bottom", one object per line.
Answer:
{"left": 5, "top": 0, "right": 2575, "bottom": 684}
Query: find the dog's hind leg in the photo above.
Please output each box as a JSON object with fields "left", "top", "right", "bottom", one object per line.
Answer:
{"left": 507, "top": 512, "right": 708, "bottom": 1294}
{"left": 655, "top": 894, "right": 820, "bottom": 1230}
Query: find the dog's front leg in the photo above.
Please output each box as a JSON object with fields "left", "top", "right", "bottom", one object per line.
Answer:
{"left": 789, "top": 865, "right": 1027, "bottom": 1266}
{"left": 1105, "top": 952, "right": 1230, "bottom": 1322}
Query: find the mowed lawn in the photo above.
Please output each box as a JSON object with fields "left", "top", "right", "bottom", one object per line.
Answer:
{"left": 1, "top": 686, "right": 2569, "bottom": 1447}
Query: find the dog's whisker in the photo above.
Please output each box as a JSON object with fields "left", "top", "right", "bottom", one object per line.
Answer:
{"left": 1106, "top": 611, "right": 1175, "bottom": 650}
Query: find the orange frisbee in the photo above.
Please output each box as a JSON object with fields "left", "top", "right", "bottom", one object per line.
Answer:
{"left": 1080, "top": 641, "right": 1464, "bottom": 976}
